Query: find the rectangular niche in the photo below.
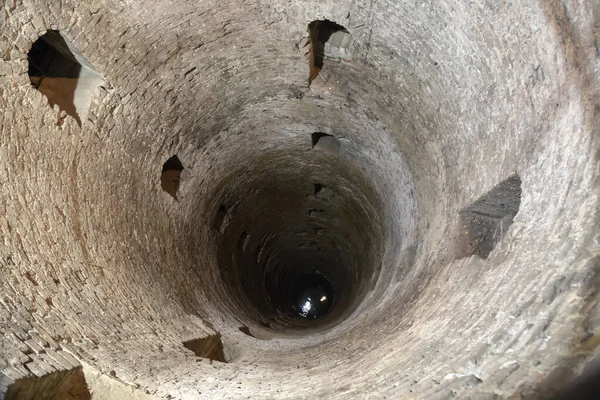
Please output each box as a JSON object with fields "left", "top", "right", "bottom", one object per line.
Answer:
{"left": 28, "top": 30, "right": 104, "bottom": 126}
{"left": 455, "top": 174, "right": 522, "bottom": 259}
{"left": 183, "top": 334, "right": 227, "bottom": 363}
{"left": 307, "top": 20, "right": 353, "bottom": 85}
{"left": 4, "top": 366, "right": 91, "bottom": 400}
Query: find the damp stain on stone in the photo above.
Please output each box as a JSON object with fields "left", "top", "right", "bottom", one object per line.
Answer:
{"left": 314, "top": 183, "right": 324, "bottom": 195}
{"left": 314, "top": 184, "right": 334, "bottom": 200}
{"left": 238, "top": 231, "right": 250, "bottom": 252}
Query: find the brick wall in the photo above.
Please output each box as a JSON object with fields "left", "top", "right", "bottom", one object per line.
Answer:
{"left": 0, "top": 0, "right": 598, "bottom": 398}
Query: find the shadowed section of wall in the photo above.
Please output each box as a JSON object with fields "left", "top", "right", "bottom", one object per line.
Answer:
{"left": 0, "top": 0, "right": 598, "bottom": 399}
{"left": 5, "top": 367, "right": 91, "bottom": 400}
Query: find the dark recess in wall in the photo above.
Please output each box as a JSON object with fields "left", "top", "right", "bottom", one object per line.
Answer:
{"left": 455, "top": 174, "right": 522, "bottom": 259}
{"left": 311, "top": 132, "right": 333, "bottom": 148}
{"left": 307, "top": 20, "right": 349, "bottom": 85}
{"left": 239, "top": 326, "right": 254, "bottom": 337}
{"left": 5, "top": 366, "right": 91, "bottom": 400}
{"left": 214, "top": 204, "right": 229, "bottom": 232}
{"left": 27, "top": 30, "right": 83, "bottom": 126}
{"left": 161, "top": 155, "right": 184, "bottom": 200}
{"left": 183, "top": 334, "right": 227, "bottom": 363}
{"left": 311, "top": 132, "right": 341, "bottom": 155}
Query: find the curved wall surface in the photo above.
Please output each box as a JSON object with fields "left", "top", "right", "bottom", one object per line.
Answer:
{"left": 0, "top": 0, "right": 599, "bottom": 399}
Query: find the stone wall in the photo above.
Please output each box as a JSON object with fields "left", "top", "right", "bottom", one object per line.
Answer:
{"left": 0, "top": 0, "right": 598, "bottom": 399}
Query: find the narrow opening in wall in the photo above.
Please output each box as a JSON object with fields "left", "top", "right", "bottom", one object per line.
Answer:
{"left": 311, "top": 132, "right": 341, "bottom": 155}
{"left": 161, "top": 155, "right": 184, "bottom": 200}
{"left": 182, "top": 334, "right": 227, "bottom": 363}
{"left": 214, "top": 204, "right": 229, "bottom": 233}
{"left": 313, "top": 184, "right": 334, "bottom": 200}
{"left": 239, "top": 326, "right": 254, "bottom": 337}
{"left": 255, "top": 244, "right": 264, "bottom": 263}
{"left": 238, "top": 325, "right": 273, "bottom": 341}
{"left": 5, "top": 366, "right": 91, "bottom": 400}
{"left": 27, "top": 30, "right": 103, "bottom": 127}
{"left": 238, "top": 231, "right": 250, "bottom": 252}
{"left": 455, "top": 174, "right": 522, "bottom": 259}
{"left": 307, "top": 20, "right": 353, "bottom": 86}
{"left": 311, "top": 132, "right": 332, "bottom": 148}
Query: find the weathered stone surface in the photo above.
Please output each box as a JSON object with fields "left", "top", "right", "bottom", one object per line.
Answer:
{"left": 0, "top": 0, "right": 598, "bottom": 399}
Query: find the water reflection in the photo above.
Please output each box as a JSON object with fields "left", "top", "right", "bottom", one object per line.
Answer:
{"left": 292, "top": 273, "right": 334, "bottom": 319}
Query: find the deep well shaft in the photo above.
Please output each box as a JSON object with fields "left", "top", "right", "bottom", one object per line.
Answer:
{"left": 0, "top": 1, "right": 599, "bottom": 399}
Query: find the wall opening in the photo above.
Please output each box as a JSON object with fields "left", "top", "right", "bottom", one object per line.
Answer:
{"left": 455, "top": 174, "right": 522, "bottom": 259}
{"left": 307, "top": 20, "right": 353, "bottom": 86}
{"left": 313, "top": 183, "right": 334, "bottom": 200}
{"left": 239, "top": 326, "right": 254, "bottom": 337}
{"left": 311, "top": 132, "right": 331, "bottom": 148}
{"left": 311, "top": 132, "right": 340, "bottom": 155}
{"left": 161, "top": 155, "right": 184, "bottom": 200}
{"left": 214, "top": 204, "right": 230, "bottom": 233}
{"left": 238, "top": 231, "right": 250, "bottom": 252}
{"left": 27, "top": 30, "right": 103, "bottom": 126}
{"left": 5, "top": 367, "right": 91, "bottom": 400}
{"left": 183, "top": 334, "right": 227, "bottom": 363}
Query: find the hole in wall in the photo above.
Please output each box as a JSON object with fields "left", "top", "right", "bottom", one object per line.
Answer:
{"left": 313, "top": 184, "right": 334, "bottom": 200}
{"left": 239, "top": 326, "right": 254, "bottom": 337}
{"left": 455, "top": 174, "right": 522, "bottom": 259}
{"left": 214, "top": 204, "right": 230, "bottom": 233}
{"left": 307, "top": 20, "right": 353, "bottom": 86}
{"left": 182, "top": 334, "right": 227, "bottom": 363}
{"left": 5, "top": 366, "right": 91, "bottom": 400}
{"left": 311, "top": 132, "right": 332, "bottom": 148}
{"left": 238, "top": 231, "right": 250, "bottom": 252}
{"left": 161, "top": 155, "right": 184, "bottom": 200}
{"left": 311, "top": 132, "right": 341, "bottom": 155}
{"left": 254, "top": 244, "right": 264, "bottom": 263}
{"left": 27, "top": 30, "right": 103, "bottom": 127}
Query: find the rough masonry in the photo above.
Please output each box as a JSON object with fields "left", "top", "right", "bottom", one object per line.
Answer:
{"left": 0, "top": 0, "right": 599, "bottom": 399}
